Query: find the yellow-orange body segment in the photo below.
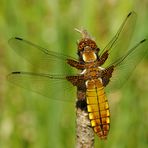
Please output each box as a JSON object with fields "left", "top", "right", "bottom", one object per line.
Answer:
{"left": 86, "top": 79, "right": 110, "bottom": 139}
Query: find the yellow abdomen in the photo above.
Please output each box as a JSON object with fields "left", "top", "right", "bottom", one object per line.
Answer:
{"left": 86, "top": 79, "right": 110, "bottom": 139}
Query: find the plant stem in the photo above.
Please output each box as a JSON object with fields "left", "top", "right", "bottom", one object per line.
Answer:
{"left": 76, "top": 108, "right": 94, "bottom": 148}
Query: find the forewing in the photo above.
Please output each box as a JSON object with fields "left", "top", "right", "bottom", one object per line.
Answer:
{"left": 8, "top": 37, "right": 77, "bottom": 75}
{"left": 100, "top": 11, "right": 137, "bottom": 67}
{"left": 105, "top": 39, "right": 148, "bottom": 91}
{"left": 7, "top": 72, "right": 76, "bottom": 102}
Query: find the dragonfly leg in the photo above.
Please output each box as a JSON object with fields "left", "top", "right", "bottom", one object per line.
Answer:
{"left": 67, "top": 59, "right": 85, "bottom": 70}
{"left": 98, "top": 50, "right": 109, "bottom": 66}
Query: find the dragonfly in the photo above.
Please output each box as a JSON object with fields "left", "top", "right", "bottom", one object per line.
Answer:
{"left": 8, "top": 11, "right": 147, "bottom": 140}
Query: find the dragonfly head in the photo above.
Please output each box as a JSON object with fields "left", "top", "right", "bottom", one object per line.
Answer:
{"left": 75, "top": 28, "right": 100, "bottom": 62}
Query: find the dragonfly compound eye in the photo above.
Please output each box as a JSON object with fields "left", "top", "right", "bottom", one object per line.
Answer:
{"left": 78, "top": 38, "right": 97, "bottom": 51}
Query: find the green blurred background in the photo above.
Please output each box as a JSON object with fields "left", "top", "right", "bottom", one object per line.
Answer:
{"left": 0, "top": 0, "right": 148, "bottom": 148}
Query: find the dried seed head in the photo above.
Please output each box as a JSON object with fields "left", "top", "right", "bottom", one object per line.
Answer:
{"left": 75, "top": 28, "right": 91, "bottom": 39}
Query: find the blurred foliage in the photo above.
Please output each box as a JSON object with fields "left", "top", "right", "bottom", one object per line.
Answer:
{"left": 0, "top": 0, "right": 148, "bottom": 148}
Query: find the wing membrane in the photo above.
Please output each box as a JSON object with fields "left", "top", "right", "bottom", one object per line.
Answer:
{"left": 8, "top": 37, "right": 77, "bottom": 75}
{"left": 105, "top": 39, "right": 148, "bottom": 91}
{"left": 101, "top": 11, "right": 137, "bottom": 67}
{"left": 7, "top": 71, "right": 76, "bottom": 102}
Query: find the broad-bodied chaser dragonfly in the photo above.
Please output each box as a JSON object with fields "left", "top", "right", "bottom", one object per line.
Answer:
{"left": 8, "top": 12, "right": 147, "bottom": 139}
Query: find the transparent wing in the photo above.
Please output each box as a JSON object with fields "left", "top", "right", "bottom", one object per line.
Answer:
{"left": 7, "top": 71, "right": 76, "bottom": 102}
{"left": 8, "top": 37, "right": 77, "bottom": 75}
{"left": 100, "top": 11, "right": 137, "bottom": 67}
{"left": 105, "top": 39, "right": 148, "bottom": 92}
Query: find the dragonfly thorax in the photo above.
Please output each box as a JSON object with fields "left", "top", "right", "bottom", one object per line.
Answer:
{"left": 82, "top": 46, "right": 97, "bottom": 62}
{"left": 82, "top": 66, "right": 104, "bottom": 80}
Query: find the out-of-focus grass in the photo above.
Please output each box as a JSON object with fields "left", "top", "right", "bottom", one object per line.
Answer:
{"left": 0, "top": 0, "right": 148, "bottom": 148}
